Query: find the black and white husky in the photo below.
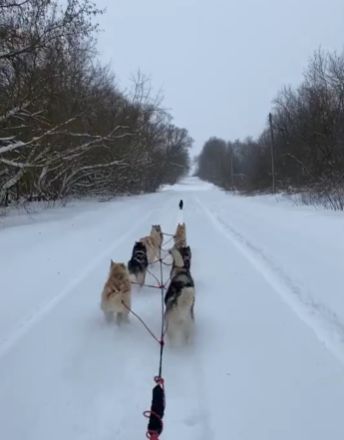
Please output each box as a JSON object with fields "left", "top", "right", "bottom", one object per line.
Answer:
{"left": 127, "top": 241, "right": 148, "bottom": 286}
{"left": 169, "top": 246, "right": 192, "bottom": 279}
{"left": 164, "top": 267, "right": 195, "bottom": 344}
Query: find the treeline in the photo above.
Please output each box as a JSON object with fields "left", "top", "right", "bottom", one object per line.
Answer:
{"left": 0, "top": 0, "right": 191, "bottom": 206}
{"left": 197, "top": 50, "right": 344, "bottom": 210}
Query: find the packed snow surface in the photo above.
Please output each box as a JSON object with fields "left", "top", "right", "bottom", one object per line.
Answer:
{"left": 1, "top": 177, "right": 343, "bottom": 439}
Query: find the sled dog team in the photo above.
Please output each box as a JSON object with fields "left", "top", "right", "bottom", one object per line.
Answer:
{"left": 100, "top": 222, "right": 195, "bottom": 343}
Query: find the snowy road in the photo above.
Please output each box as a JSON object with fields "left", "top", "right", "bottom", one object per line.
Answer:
{"left": 1, "top": 178, "right": 344, "bottom": 439}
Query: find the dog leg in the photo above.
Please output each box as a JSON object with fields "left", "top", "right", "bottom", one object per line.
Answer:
{"left": 122, "top": 308, "right": 130, "bottom": 323}
{"left": 123, "top": 314, "right": 130, "bottom": 323}
{"left": 190, "top": 302, "right": 195, "bottom": 321}
{"left": 165, "top": 318, "right": 183, "bottom": 347}
{"left": 183, "top": 319, "right": 194, "bottom": 345}
{"left": 115, "top": 312, "right": 124, "bottom": 326}
{"left": 129, "top": 272, "right": 136, "bottom": 284}
{"left": 103, "top": 310, "right": 114, "bottom": 323}
{"left": 166, "top": 328, "right": 177, "bottom": 347}
{"left": 165, "top": 318, "right": 175, "bottom": 345}
{"left": 137, "top": 271, "right": 146, "bottom": 287}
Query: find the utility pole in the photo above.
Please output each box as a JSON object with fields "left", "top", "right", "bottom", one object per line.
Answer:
{"left": 269, "top": 112, "right": 276, "bottom": 193}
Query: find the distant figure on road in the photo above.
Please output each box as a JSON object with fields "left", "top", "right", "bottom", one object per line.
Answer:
{"left": 179, "top": 200, "right": 183, "bottom": 210}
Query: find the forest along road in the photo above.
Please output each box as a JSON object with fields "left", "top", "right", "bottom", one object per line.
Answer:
{"left": 0, "top": 177, "right": 343, "bottom": 440}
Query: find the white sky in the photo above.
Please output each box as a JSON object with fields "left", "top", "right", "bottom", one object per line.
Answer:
{"left": 95, "top": 0, "right": 344, "bottom": 153}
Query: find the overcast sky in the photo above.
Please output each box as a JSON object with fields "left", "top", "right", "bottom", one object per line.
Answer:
{"left": 95, "top": 0, "right": 344, "bottom": 153}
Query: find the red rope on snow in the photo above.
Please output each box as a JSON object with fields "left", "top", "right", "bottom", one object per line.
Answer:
{"left": 121, "top": 301, "right": 163, "bottom": 345}
{"left": 131, "top": 281, "right": 163, "bottom": 290}
{"left": 146, "top": 267, "right": 162, "bottom": 285}
{"left": 126, "top": 228, "right": 178, "bottom": 439}
{"left": 150, "top": 255, "right": 173, "bottom": 267}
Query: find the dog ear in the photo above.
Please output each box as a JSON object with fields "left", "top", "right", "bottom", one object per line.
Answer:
{"left": 110, "top": 259, "right": 115, "bottom": 268}
{"left": 120, "top": 263, "right": 126, "bottom": 269}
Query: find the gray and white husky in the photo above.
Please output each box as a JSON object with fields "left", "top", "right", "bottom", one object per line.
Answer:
{"left": 164, "top": 265, "right": 195, "bottom": 344}
{"left": 169, "top": 246, "right": 192, "bottom": 279}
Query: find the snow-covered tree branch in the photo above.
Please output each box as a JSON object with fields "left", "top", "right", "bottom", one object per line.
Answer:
{"left": 0, "top": 0, "right": 191, "bottom": 205}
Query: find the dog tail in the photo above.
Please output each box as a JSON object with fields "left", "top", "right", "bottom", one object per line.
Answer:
{"left": 128, "top": 271, "right": 137, "bottom": 283}
{"left": 101, "top": 288, "right": 130, "bottom": 313}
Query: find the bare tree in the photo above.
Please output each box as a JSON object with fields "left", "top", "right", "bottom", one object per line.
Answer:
{"left": 0, "top": 1, "right": 191, "bottom": 206}
{"left": 197, "top": 49, "right": 344, "bottom": 209}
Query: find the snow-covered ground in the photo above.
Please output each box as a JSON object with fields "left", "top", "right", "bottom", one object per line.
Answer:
{"left": 0, "top": 177, "right": 343, "bottom": 440}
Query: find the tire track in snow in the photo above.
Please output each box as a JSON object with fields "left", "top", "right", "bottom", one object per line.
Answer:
{"left": 0, "top": 211, "right": 153, "bottom": 359}
{"left": 195, "top": 197, "right": 344, "bottom": 366}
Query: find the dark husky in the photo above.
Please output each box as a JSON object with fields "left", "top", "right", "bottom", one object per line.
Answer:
{"left": 169, "top": 246, "right": 192, "bottom": 279}
{"left": 127, "top": 241, "right": 148, "bottom": 286}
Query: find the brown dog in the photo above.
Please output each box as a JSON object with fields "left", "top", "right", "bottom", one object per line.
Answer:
{"left": 174, "top": 223, "right": 187, "bottom": 248}
{"left": 169, "top": 245, "right": 192, "bottom": 279}
{"left": 100, "top": 261, "right": 131, "bottom": 324}
{"left": 140, "top": 225, "right": 163, "bottom": 264}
